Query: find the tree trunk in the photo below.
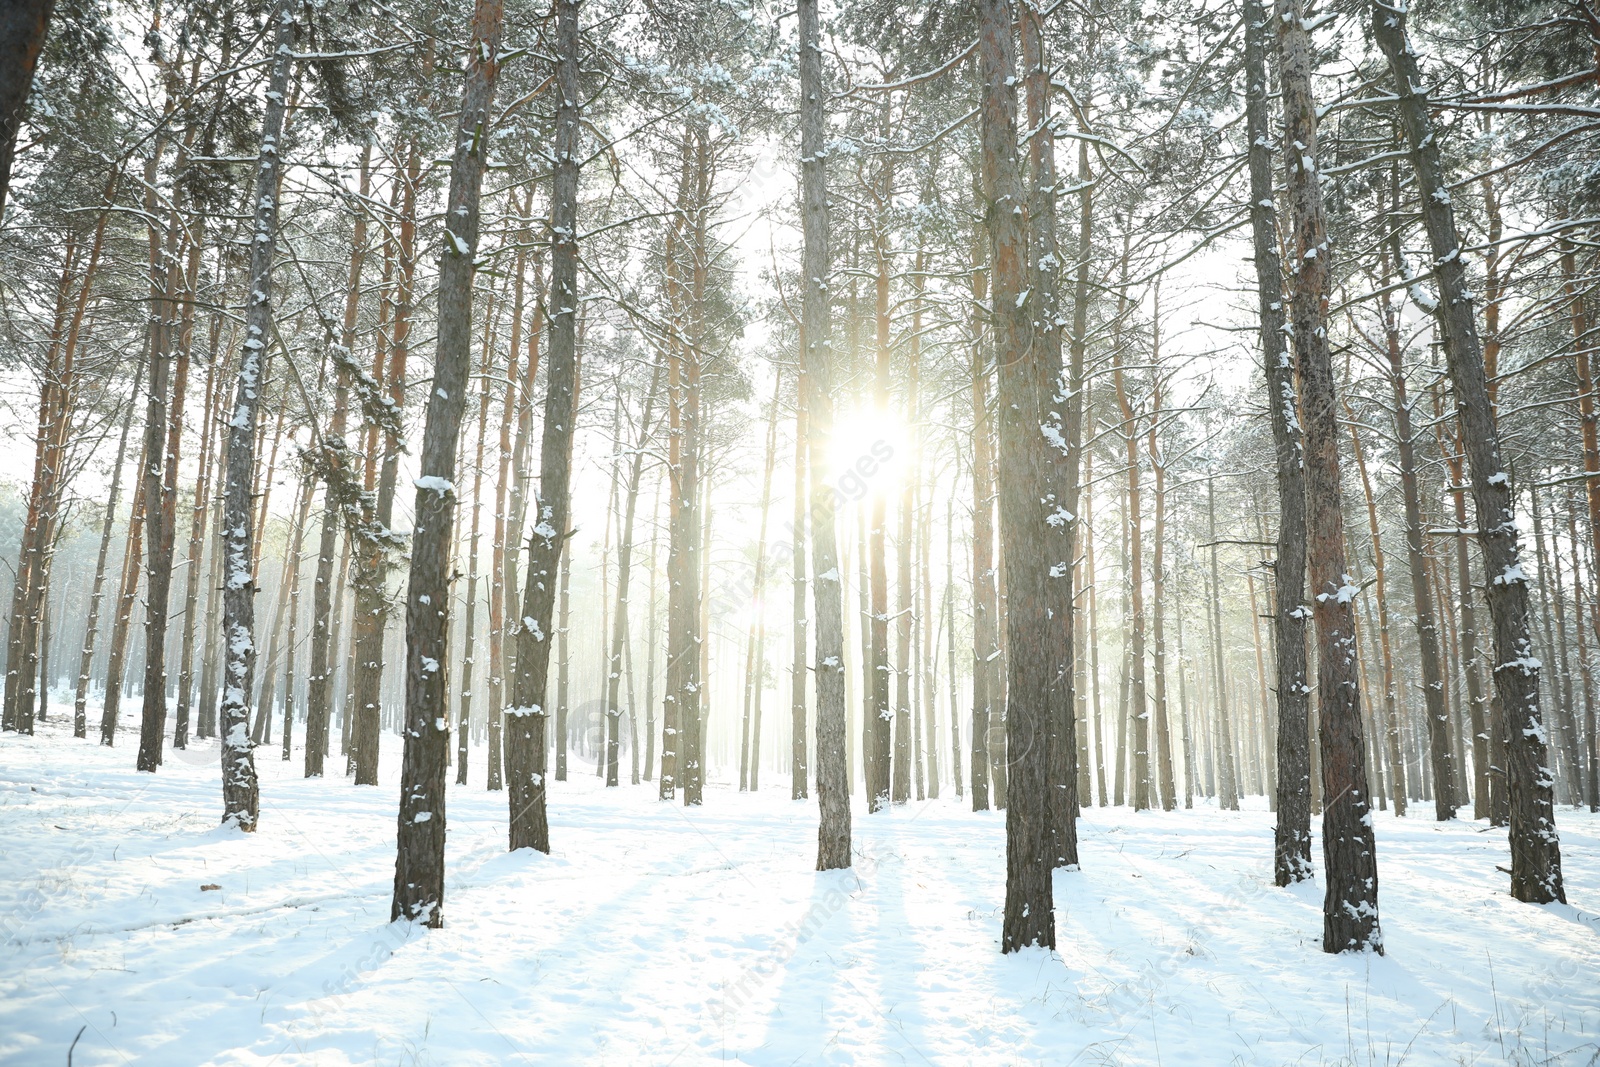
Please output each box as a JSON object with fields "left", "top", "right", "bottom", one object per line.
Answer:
{"left": 608, "top": 357, "right": 663, "bottom": 787}
{"left": 218, "top": 0, "right": 294, "bottom": 829}
{"left": 306, "top": 145, "right": 370, "bottom": 778}
{"left": 392, "top": 0, "right": 502, "bottom": 923}
{"left": 790, "top": 380, "right": 809, "bottom": 800}
{"left": 1245, "top": 0, "right": 1311, "bottom": 880}
{"left": 77, "top": 359, "right": 142, "bottom": 739}
{"left": 1021, "top": 0, "right": 1078, "bottom": 861}
{"left": 1205, "top": 477, "right": 1239, "bottom": 810}
{"left": 1280, "top": 0, "right": 1380, "bottom": 952}
{"left": 800, "top": 0, "right": 851, "bottom": 868}
{"left": 1372, "top": 0, "right": 1564, "bottom": 903}
{"left": 981, "top": 0, "right": 1054, "bottom": 952}
{"left": 455, "top": 309, "right": 496, "bottom": 785}
{"left": 175, "top": 311, "right": 225, "bottom": 750}
{"left": 506, "top": 0, "right": 578, "bottom": 853}
{"left": 1347, "top": 412, "right": 1407, "bottom": 815}
{"left": 740, "top": 373, "right": 780, "bottom": 791}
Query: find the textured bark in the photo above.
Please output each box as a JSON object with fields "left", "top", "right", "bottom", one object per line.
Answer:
{"left": 800, "top": 0, "right": 850, "bottom": 869}
{"left": 136, "top": 202, "right": 201, "bottom": 772}
{"left": 980, "top": 0, "right": 1054, "bottom": 953}
{"left": 391, "top": 0, "right": 502, "bottom": 925}
{"left": 1371, "top": 0, "right": 1563, "bottom": 904}
{"left": 1021, "top": 0, "right": 1078, "bottom": 862}
{"left": 0, "top": 0, "right": 55, "bottom": 216}
{"left": 218, "top": 0, "right": 294, "bottom": 830}
{"left": 1279, "top": 0, "right": 1381, "bottom": 952}
{"left": 506, "top": 0, "right": 579, "bottom": 854}
{"left": 1244, "top": 0, "right": 1311, "bottom": 882}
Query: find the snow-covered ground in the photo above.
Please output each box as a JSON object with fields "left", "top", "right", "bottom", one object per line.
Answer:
{"left": 2, "top": 710, "right": 1597, "bottom": 1066}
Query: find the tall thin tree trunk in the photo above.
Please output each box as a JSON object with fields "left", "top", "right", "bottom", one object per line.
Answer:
{"left": 77, "top": 359, "right": 143, "bottom": 738}
{"left": 607, "top": 358, "right": 663, "bottom": 787}
{"left": 1372, "top": 0, "right": 1564, "bottom": 903}
{"left": 1245, "top": 0, "right": 1311, "bottom": 879}
{"left": 800, "top": 0, "right": 851, "bottom": 868}
{"left": 506, "top": 0, "right": 578, "bottom": 853}
{"left": 1347, "top": 408, "right": 1408, "bottom": 815}
{"left": 218, "top": 0, "right": 295, "bottom": 829}
{"left": 306, "top": 145, "right": 370, "bottom": 778}
{"left": 981, "top": 0, "right": 1054, "bottom": 952}
{"left": 790, "top": 381, "right": 809, "bottom": 800}
{"left": 1280, "top": 0, "right": 1381, "bottom": 951}
{"left": 392, "top": 0, "right": 503, "bottom": 923}
{"left": 740, "top": 373, "right": 780, "bottom": 792}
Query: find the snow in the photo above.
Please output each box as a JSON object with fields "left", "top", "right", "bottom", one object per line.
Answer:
{"left": 3, "top": 709, "right": 1598, "bottom": 1065}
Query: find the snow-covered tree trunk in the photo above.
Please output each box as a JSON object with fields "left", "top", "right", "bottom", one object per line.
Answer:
{"left": 506, "top": 0, "right": 580, "bottom": 853}
{"left": 218, "top": 0, "right": 296, "bottom": 830}
{"left": 392, "top": 0, "right": 504, "bottom": 924}
{"left": 1370, "top": 0, "right": 1563, "bottom": 905}
{"left": 1243, "top": 0, "right": 1310, "bottom": 884}
{"left": 1277, "top": 0, "right": 1381, "bottom": 952}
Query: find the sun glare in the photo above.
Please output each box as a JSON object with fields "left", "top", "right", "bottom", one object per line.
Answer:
{"left": 825, "top": 406, "right": 911, "bottom": 506}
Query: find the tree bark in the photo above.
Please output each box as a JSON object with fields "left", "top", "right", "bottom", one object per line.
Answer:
{"left": 392, "top": 0, "right": 503, "bottom": 924}
{"left": 1371, "top": 0, "right": 1564, "bottom": 903}
{"left": 306, "top": 145, "right": 370, "bottom": 778}
{"left": 1279, "top": 0, "right": 1381, "bottom": 952}
{"left": 1245, "top": 0, "right": 1311, "bottom": 881}
{"left": 218, "top": 0, "right": 295, "bottom": 829}
{"left": 506, "top": 0, "right": 579, "bottom": 853}
{"left": 980, "top": 0, "right": 1054, "bottom": 952}
{"left": 800, "top": 0, "right": 851, "bottom": 869}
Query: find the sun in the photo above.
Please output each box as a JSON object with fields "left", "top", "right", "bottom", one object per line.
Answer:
{"left": 825, "top": 404, "right": 911, "bottom": 507}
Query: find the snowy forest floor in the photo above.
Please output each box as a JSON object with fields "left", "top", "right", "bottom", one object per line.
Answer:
{"left": 2, "top": 709, "right": 1598, "bottom": 1066}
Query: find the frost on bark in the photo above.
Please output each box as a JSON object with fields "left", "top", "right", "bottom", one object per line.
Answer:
{"left": 506, "top": 0, "right": 580, "bottom": 854}
{"left": 1243, "top": 0, "right": 1311, "bottom": 885}
{"left": 1277, "top": 0, "right": 1380, "bottom": 952}
{"left": 219, "top": 0, "right": 297, "bottom": 831}
{"left": 392, "top": 0, "right": 503, "bottom": 926}
{"left": 800, "top": 0, "right": 851, "bottom": 870}
{"left": 1370, "top": 0, "right": 1564, "bottom": 905}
